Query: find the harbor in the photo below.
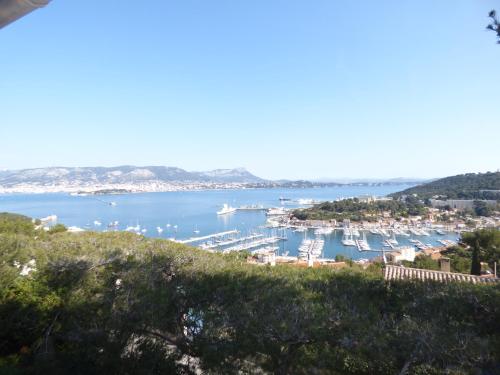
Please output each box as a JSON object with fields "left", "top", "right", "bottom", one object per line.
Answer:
{"left": 0, "top": 186, "right": 469, "bottom": 262}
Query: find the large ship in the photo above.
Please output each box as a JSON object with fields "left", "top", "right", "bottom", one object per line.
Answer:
{"left": 217, "top": 203, "right": 236, "bottom": 215}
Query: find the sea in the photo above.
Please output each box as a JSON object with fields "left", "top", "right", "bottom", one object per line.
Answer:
{"left": 0, "top": 186, "right": 459, "bottom": 260}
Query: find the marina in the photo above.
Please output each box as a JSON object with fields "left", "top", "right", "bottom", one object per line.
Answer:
{"left": 0, "top": 186, "right": 461, "bottom": 261}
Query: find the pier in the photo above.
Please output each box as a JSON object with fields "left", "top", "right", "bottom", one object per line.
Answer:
{"left": 174, "top": 230, "right": 239, "bottom": 244}
{"left": 223, "top": 236, "right": 282, "bottom": 253}
{"left": 201, "top": 234, "right": 264, "bottom": 250}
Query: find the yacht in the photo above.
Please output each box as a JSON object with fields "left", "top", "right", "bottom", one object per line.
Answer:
{"left": 356, "top": 232, "right": 371, "bottom": 251}
{"left": 156, "top": 226, "right": 164, "bottom": 234}
{"left": 342, "top": 233, "right": 356, "bottom": 247}
{"left": 379, "top": 229, "right": 390, "bottom": 237}
{"left": 217, "top": 204, "right": 237, "bottom": 215}
{"left": 293, "top": 226, "right": 307, "bottom": 233}
{"left": 387, "top": 233, "right": 398, "bottom": 245}
{"left": 314, "top": 227, "right": 333, "bottom": 236}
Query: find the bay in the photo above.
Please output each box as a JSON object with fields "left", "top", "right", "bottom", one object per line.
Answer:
{"left": 0, "top": 185, "right": 459, "bottom": 260}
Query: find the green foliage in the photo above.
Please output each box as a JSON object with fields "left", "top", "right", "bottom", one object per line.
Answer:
{"left": 0, "top": 213, "right": 498, "bottom": 374}
{"left": 47, "top": 224, "right": 67, "bottom": 234}
{"left": 473, "top": 200, "right": 493, "bottom": 217}
{"left": 391, "top": 172, "right": 500, "bottom": 200}
{"left": 402, "top": 255, "right": 440, "bottom": 271}
{"left": 441, "top": 245, "right": 473, "bottom": 274}
{"left": 462, "top": 229, "right": 500, "bottom": 275}
{"left": 293, "top": 197, "right": 427, "bottom": 222}
{"left": 0, "top": 213, "right": 35, "bottom": 236}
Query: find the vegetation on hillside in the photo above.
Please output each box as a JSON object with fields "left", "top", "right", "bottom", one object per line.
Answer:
{"left": 401, "top": 229, "right": 500, "bottom": 275}
{"left": 390, "top": 172, "right": 500, "bottom": 200}
{"left": 462, "top": 228, "right": 500, "bottom": 275}
{"left": 293, "top": 196, "right": 427, "bottom": 222}
{"left": 0, "top": 215, "right": 499, "bottom": 374}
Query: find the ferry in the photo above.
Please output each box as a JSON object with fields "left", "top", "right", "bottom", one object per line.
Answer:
{"left": 217, "top": 204, "right": 236, "bottom": 215}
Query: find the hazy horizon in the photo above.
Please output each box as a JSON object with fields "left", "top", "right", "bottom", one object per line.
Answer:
{"left": 1, "top": 0, "right": 499, "bottom": 180}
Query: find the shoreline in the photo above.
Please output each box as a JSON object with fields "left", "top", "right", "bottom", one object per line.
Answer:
{"left": 0, "top": 183, "right": 411, "bottom": 195}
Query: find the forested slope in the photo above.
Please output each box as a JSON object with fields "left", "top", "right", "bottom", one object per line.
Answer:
{"left": 391, "top": 172, "right": 500, "bottom": 200}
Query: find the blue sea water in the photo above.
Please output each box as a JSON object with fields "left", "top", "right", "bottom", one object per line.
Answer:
{"left": 0, "top": 186, "right": 459, "bottom": 260}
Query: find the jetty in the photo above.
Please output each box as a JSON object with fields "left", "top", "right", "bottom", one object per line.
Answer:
{"left": 174, "top": 230, "right": 239, "bottom": 244}
{"left": 201, "top": 234, "right": 264, "bottom": 250}
{"left": 223, "top": 236, "right": 282, "bottom": 253}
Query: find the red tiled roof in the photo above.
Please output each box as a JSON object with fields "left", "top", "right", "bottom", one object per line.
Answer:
{"left": 383, "top": 265, "right": 500, "bottom": 284}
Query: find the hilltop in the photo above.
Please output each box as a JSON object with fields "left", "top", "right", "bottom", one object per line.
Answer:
{"left": 390, "top": 172, "right": 500, "bottom": 200}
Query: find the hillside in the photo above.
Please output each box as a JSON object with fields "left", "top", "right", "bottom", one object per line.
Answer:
{"left": 0, "top": 215, "right": 499, "bottom": 374}
{"left": 390, "top": 172, "right": 500, "bottom": 200}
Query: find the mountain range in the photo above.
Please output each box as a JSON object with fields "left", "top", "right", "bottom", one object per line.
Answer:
{"left": 0, "top": 166, "right": 428, "bottom": 193}
{"left": 0, "top": 166, "right": 265, "bottom": 188}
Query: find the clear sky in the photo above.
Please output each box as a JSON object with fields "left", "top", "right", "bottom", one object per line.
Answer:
{"left": 1, "top": 0, "right": 499, "bottom": 180}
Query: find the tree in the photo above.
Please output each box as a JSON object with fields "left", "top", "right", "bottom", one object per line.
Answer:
{"left": 487, "top": 10, "right": 500, "bottom": 44}
{"left": 462, "top": 229, "right": 500, "bottom": 275}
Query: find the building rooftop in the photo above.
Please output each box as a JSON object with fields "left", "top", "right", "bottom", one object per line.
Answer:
{"left": 384, "top": 265, "right": 500, "bottom": 284}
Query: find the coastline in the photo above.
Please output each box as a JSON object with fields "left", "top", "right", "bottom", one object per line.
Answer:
{"left": 0, "top": 181, "right": 416, "bottom": 195}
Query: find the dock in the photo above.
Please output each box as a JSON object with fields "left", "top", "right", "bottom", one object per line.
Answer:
{"left": 201, "top": 234, "right": 264, "bottom": 250}
{"left": 223, "top": 236, "right": 282, "bottom": 253}
{"left": 174, "top": 230, "right": 239, "bottom": 244}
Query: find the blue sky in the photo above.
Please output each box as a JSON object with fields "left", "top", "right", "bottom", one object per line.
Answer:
{"left": 1, "top": 0, "right": 499, "bottom": 180}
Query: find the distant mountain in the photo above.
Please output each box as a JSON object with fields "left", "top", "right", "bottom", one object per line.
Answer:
{"left": 0, "top": 166, "right": 265, "bottom": 188}
{"left": 0, "top": 165, "right": 429, "bottom": 193}
{"left": 195, "top": 167, "right": 264, "bottom": 183}
{"left": 390, "top": 172, "right": 500, "bottom": 200}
